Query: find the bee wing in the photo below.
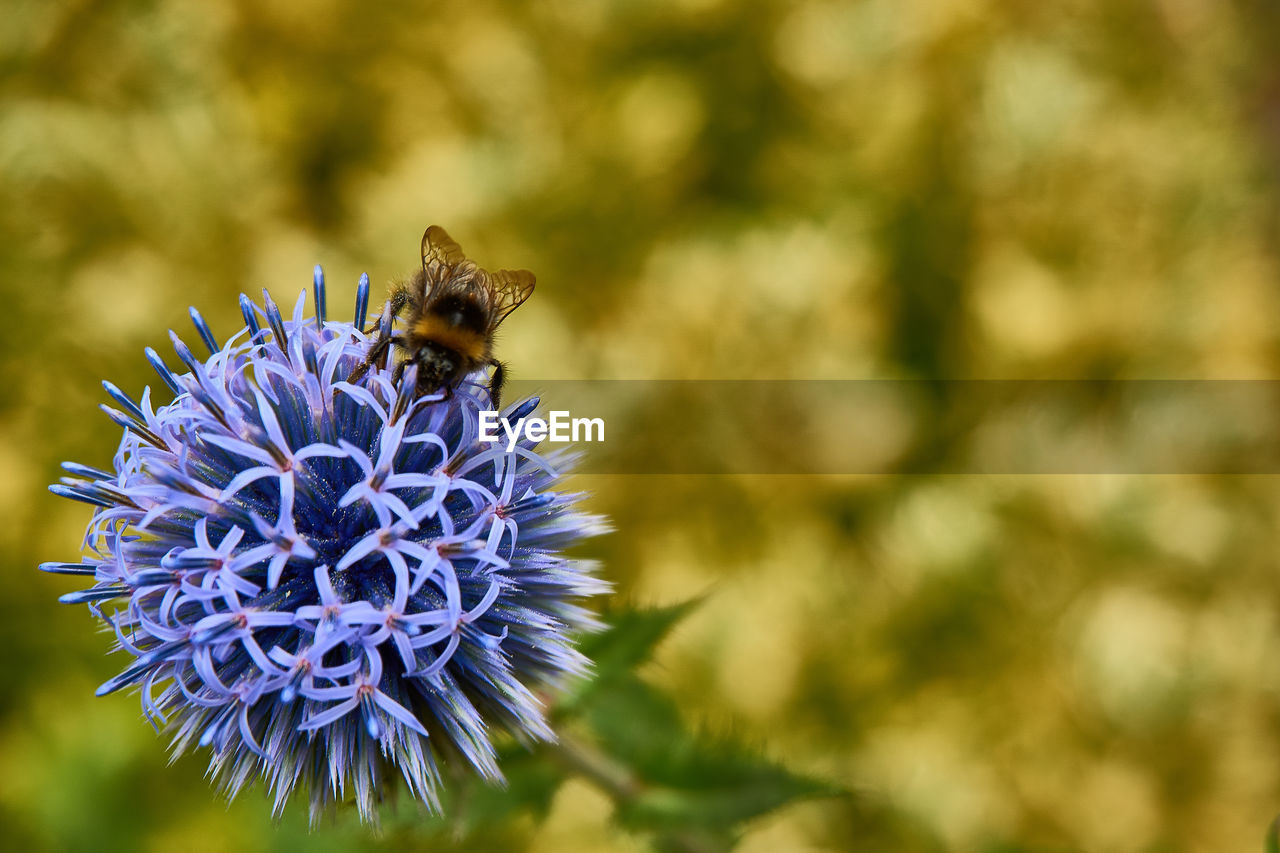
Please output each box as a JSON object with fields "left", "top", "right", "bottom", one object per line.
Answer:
{"left": 421, "top": 225, "right": 466, "bottom": 271}
{"left": 484, "top": 268, "right": 536, "bottom": 325}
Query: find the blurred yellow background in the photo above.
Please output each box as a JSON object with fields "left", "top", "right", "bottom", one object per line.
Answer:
{"left": 5, "top": 0, "right": 1280, "bottom": 850}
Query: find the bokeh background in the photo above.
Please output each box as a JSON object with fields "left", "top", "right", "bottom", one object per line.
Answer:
{"left": 5, "top": 0, "right": 1280, "bottom": 850}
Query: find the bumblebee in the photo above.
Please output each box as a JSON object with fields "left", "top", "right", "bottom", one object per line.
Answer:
{"left": 351, "top": 225, "right": 535, "bottom": 407}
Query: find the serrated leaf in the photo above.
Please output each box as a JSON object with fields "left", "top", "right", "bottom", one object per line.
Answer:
{"left": 561, "top": 599, "right": 703, "bottom": 712}
{"left": 615, "top": 736, "right": 840, "bottom": 833}
{"left": 580, "top": 598, "right": 703, "bottom": 677}
{"left": 573, "top": 675, "right": 843, "bottom": 835}
{"left": 391, "top": 600, "right": 838, "bottom": 847}
{"left": 581, "top": 674, "right": 685, "bottom": 752}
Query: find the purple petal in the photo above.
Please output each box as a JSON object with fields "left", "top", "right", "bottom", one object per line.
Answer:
{"left": 299, "top": 696, "right": 359, "bottom": 731}
{"left": 372, "top": 689, "right": 428, "bottom": 736}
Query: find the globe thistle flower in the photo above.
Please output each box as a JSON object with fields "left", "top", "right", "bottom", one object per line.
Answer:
{"left": 42, "top": 269, "right": 609, "bottom": 822}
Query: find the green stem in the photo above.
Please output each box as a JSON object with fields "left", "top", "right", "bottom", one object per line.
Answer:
{"left": 545, "top": 731, "right": 731, "bottom": 853}
{"left": 548, "top": 729, "right": 643, "bottom": 800}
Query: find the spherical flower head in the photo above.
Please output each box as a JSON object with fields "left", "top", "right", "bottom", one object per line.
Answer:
{"left": 43, "top": 270, "right": 609, "bottom": 822}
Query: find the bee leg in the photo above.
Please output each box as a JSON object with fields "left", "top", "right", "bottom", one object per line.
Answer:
{"left": 348, "top": 334, "right": 402, "bottom": 385}
{"left": 487, "top": 359, "right": 507, "bottom": 411}
{"left": 347, "top": 360, "right": 372, "bottom": 385}
{"left": 364, "top": 284, "right": 412, "bottom": 335}
{"left": 360, "top": 289, "right": 409, "bottom": 335}
{"left": 389, "top": 285, "right": 410, "bottom": 317}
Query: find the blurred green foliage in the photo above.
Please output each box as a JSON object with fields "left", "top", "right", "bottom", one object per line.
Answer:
{"left": 398, "top": 602, "right": 837, "bottom": 853}
{"left": 5, "top": 0, "right": 1280, "bottom": 850}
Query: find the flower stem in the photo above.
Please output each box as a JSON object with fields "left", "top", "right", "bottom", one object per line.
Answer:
{"left": 546, "top": 731, "right": 731, "bottom": 853}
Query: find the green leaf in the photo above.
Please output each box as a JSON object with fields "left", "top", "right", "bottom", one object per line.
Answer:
{"left": 387, "top": 600, "right": 840, "bottom": 849}
{"left": 560, "top": 598, "right": 703, "bottom": 712}
{"left": 554, "top": 602, "right": 844, "bottom": 841}
{"left": 616, "top": 730, "right": 840, "bottom": 833}
{"left": 1267, "top": 815, "right": 1280, "bottom": 853}
{"left": 580, "top": 674, "right": 685, "bottom": 752}
{"left": 571, "top": 674, "right": 842, "bottom": 836}
{"left": 580, "top": 598, "right": 704, "bottom": 678}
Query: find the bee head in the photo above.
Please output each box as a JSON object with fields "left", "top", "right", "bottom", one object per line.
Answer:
{"left": 415, "top": 341, "right": 459, "bottom": 386}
